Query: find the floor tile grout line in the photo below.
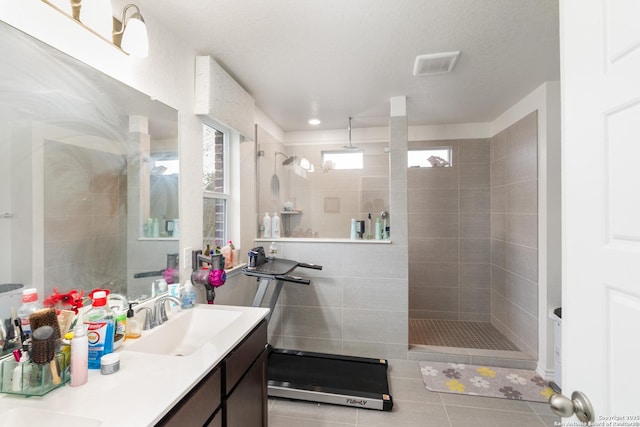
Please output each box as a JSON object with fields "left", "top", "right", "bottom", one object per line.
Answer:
{"left": 438, "top": 393, "right": 455, "bottom": 427}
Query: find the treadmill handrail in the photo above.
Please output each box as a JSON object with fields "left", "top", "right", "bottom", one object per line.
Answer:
{"left": 297, "top": 262, "right": 323, "bottom": 270}
{"left": 274, "top": 274, "right": 310, "bottom": 285}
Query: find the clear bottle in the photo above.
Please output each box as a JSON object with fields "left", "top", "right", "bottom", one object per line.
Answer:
{"left": 83, "top": 290, "right": 115, "bottom": 369}
{"left": 268, "top": 241, "right": 278, "bottom": 259}
{"left": 262, "top": 212, "right": 272, "bottom": 238}
{"left": 181, "top": 279, "right": 196, "bottom": 309}
{"left": 17, "top": 288, "right": 42, "bottom": 336}
{"left": 70, "top": 325, "right": 88, "bottom": 386}
{"left": 272, "top": 212, "right": 281, "bottom": 238}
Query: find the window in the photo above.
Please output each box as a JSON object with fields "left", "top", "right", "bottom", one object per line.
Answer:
{"left": 203, "top": 123, "right": 228, "bottom": 248}
{"left": 322, "top": 150, "right": 364, "bottom": 170}
{"left": 408, "top": 147, "right": 452, "bottom": 168}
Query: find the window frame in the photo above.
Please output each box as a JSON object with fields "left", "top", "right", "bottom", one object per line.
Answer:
{"left": 407, "top": 146, "right": 453, "bottom": 168}
{"left": 202, "top": 121, "right": 231, "bottom": 247}
{"left": 321, "top": 149, "right": 364, "bottom": 170}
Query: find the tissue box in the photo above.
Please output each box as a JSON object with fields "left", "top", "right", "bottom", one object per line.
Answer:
{"left": 0, "top": 352, "right": 69, "bottom": 396}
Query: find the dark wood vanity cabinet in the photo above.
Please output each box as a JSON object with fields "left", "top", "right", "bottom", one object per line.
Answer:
{"left": 157, "top": 319, "right": 268, "bottom": 427}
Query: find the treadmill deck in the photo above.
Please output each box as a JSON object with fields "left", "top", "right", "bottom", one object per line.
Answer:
{"left": 268, "top": 348, "right": 393, "bottom": 411}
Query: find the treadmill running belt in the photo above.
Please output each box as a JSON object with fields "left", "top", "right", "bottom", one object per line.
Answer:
{"left": 268, "top": 351, "right": 390, "bottom": 395}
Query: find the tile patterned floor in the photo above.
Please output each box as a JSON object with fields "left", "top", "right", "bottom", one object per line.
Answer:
{"left": 268, "top": 358, "right": 559, "bottom": 426}
{"left": 409, "top": 319, "right": 520, "bottom": 351}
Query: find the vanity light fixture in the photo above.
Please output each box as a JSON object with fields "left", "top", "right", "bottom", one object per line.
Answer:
{"left": 41, "top": 1, "right": 149, "bottom": 58}
{"left": 113, "top": 4, "right": 149, "bottom": 58}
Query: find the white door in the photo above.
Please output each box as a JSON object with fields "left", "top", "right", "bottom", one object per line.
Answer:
{"left": 560, "top": 0, "right": 640, "bottom": 421}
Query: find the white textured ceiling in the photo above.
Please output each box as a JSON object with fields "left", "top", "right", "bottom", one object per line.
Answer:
{"left": 136, "top": 0, "right": 559, "bottom": 132}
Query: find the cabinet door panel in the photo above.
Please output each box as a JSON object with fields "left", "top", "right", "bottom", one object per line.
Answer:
{"left": 225, "top": 320, "right": 267, "bottom": 395}
{"left": 225, "top": 349, "right": 267, "bottom": 427}
{"left": 205, "top": 408, "right": 222, "bottom": 427}
{"left": 156, "top": 366, "right": 222, "bottom": 427}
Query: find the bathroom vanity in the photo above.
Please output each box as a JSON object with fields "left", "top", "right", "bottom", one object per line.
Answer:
{"left": 0, "top": 304, "right": 270, "bottom": 427}
{"left": 157, "top": 319, "right": 268, "bottom": 426}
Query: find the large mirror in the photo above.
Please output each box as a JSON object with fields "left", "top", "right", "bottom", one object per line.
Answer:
{"left": 0, "top": 20, "right": 179, "bottom": 316}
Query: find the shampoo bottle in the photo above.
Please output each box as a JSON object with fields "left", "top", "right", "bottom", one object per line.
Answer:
{"left": 272, "top": 212, "right": 281, "bottom": 238}
{"left": 263, "top": 212, "right": 272, "bottom": 238}
{"left": 70, "top": 324, "right": 88, "bottom": 386}
{"left": 350, "top": 219, "right": 357, "bottom": 240}
{"left": 83, "top": 290, "right": 115, "bottom": 369}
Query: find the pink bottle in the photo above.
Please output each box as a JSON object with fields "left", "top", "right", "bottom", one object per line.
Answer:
{"left": 70, "top": 325, "right": 88, "bottom": 386}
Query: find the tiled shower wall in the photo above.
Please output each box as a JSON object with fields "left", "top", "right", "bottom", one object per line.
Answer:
{"left": 490, "top": 112, "right": 539, "bottom": 356}
{"left": 408, "top": 139, "right": 492, "bottom": 321}
{"left": 408, "top": 112, "right": 539, "bottom": 356}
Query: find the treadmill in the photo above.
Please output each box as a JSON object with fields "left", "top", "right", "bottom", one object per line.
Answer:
{"left": 242, "top": 247, "right": 393, "bottom": 411}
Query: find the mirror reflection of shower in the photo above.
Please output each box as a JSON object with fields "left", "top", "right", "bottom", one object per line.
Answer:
{"left": 276, "top": 151, "right": 296, "bottom": 165}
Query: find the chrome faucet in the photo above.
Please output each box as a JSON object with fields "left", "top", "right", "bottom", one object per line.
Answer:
{"left": 135, "top": 307, "right": 154, "bottom": 330}
{"left": 152, "top": 295, "right": 182, "bottom": 327}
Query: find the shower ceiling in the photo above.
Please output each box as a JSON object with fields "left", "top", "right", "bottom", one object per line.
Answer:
{"left": 130, "top": 0, "right": 560, "bottom": 131}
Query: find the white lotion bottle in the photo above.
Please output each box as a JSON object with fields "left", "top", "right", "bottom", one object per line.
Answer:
{"left": 70, "top": 325, "right": 88, "bottom": 386}
{"left": 262, "top": 212, "right": 271, "bottom": 238}
{"left": 272, "top": 212, "right": 281, "bottom": 238}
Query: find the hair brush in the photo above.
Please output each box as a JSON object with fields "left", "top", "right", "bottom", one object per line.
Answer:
{"left": 30, "top": 325, "right": 61, "bottom": 385}
{"left": 29, "top": 308, "right": 62, "bottom": 340}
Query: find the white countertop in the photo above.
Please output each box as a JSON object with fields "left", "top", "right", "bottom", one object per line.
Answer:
{"left": 0, "top": 304, "right": 270, "bottom": 427}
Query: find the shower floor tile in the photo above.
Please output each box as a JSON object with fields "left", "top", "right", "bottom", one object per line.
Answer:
{"left": 409, "top": 319, "right": 520, "bottom": 351}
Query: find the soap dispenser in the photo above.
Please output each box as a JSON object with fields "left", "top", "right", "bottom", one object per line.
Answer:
{"left": 125, "top": 303, "right": 141, "bottom": 339}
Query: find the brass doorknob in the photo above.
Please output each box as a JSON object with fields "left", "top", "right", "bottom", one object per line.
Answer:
{"left": 549, "top": 391, "right": 594, "bottom": 423}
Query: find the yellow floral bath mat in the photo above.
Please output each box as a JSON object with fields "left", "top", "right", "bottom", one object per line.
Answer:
{"left": 419, "top": 362, "right": 554, "bottom": 402}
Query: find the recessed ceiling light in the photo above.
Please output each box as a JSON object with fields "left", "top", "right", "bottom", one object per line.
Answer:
{"left": 308, "top": 119, "right": 321, "bottom": 125}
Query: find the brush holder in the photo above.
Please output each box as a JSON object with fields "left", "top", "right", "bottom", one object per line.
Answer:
{"left": 0, "top": 351, "right": 69, "bottom": 396}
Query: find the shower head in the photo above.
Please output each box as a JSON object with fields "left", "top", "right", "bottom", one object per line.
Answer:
{"left": 275, "top": 151, "right": 296, "bottom": 165}
{"left": 342, "top": 117, "right": 359, "bottom": 150}
{"left": 282, "top": 155, "right": 297, "bottom": 165}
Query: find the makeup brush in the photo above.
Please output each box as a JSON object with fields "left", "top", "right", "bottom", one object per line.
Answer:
{"left": 30, "top": 325, "right": 61, "bottom": 385}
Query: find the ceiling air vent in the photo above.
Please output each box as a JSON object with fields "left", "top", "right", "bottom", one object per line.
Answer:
{"left": 413, "top": 51, "right": 461, "bottom": 76}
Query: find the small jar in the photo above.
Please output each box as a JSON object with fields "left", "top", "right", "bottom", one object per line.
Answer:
{"left": 100, "top": 353, "right": 120, "bottom": 375}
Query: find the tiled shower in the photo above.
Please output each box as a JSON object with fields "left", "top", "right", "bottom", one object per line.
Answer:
{"left": 408, "top": 112, "right": 539, "bottom": 356}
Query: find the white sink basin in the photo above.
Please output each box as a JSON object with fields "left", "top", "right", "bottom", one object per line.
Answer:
{"left": 0, "top": 408, "right": 102, "bottom": 427}
{"left": 123, "top": 306, "right": 242, "bottom": 357}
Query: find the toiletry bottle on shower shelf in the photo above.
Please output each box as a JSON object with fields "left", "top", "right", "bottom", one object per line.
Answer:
{"left": 263, "top": 212, "right": 271, "bottom": 238}
{"left": 272, "top": 212, "right": 281, "bottom": 238}
{"left": 350, "top": 219, "right": 357, "bottom": 240}
{"left": 375, "top": 218, "right": 382, "bottom": 240}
